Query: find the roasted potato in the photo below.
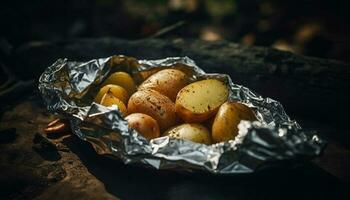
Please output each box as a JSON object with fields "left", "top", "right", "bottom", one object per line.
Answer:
{"left": 138, "top": 69, "right": 189, "bottom": 101}
{"left": 212, "top": 102, "right": 256, "bottom": 143}
{"left": 125, "top": 113, "right": 160, "bottom": 140}
{"left": 102, "top": 72, "right": 136, "bottom": 95}
{"left": 163, "top": 123, "right": 212, "bottom": 145}
{"left": 127, "top": 89, "right": 177, "bottom": 131}
{"left": 94, "top": 84, "right": 129, "bottom": 104}
{"left": 136, "top": 68, "right": 163, "bottom": 83}
{"left": 100, "top": 90, "right": 128, "bottom": 116}
{"left": 175, "top": 79, "right": 229, "bottom": 123}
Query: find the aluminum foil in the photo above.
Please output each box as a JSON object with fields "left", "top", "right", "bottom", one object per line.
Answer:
{"left": 38, "top": 55, "right": 326, "bottom": 174}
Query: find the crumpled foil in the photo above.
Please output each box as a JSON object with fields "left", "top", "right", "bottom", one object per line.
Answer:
{"left": 38, "top": 55, "right": 326, "bottom": 174}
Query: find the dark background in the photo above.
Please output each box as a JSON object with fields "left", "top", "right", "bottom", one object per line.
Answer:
{"left": 1, "top": 0, "right": 350, "bottom": 62}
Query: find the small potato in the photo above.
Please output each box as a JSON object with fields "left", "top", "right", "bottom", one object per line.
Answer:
{"left": 212, "top": 102, "right": 256, "bottom": 143}
{"left": 127, "top": 89, "right": 177, "bottom": 132}
{"left": 102, "top": 72, "right": 136, "bottom": 95}
{"left": 138, "top": 69, "right": 189, "bottom": 101}
{"left": 175, "top": 79, "right": 229, "bottom": 123}
{"left": 94, "top": 84, "right": 129, "bottom": 104}
{"left": 125, "top": 113, "right": 160, "bottom": 140}
{"left": 100, "top": 90, "right": 128, "bottom": 116}
{"left": 163, "top": 123, "right": 212, "bottom": 145}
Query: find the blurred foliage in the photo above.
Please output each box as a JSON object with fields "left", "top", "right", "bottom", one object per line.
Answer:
{"left": 0, "top": 0, "right": 349, "bottom": 62}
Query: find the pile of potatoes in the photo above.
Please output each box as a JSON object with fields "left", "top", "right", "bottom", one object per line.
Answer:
{"left": 94, "top": 68, "right": 256, "bottom": 144}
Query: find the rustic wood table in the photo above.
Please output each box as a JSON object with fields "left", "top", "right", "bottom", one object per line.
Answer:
{"left": 1, "top": 38, "right": 349, "bottom": 199}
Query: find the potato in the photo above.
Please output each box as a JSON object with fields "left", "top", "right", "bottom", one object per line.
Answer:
{"left": 175, "top": 79, "right": 229, "bottom": 123}
{"left": 136, "top": 68, "right": 162, "bottom": 83}
{"left": 94, "top": 84, "right": 129, "bottom": 104}
{"left": 102, "top": 72, "right": 136, "bottom": 95}
{"left": 125, "top": 113, "right": 160, "bottom": 140}
{"left": 138, "top": 69, "right": 189, "bottom": 101}
{"left": 163, "top": 123, "right": 212, "bottom": 145}
{"left": 127, "top": 89, "right": 177, "bottom": 132}
{"left": 100, "top": 90, "right": 128, "bottom": 116}
{"left": 212, "top": 102, "right": 256, "bottom": 143}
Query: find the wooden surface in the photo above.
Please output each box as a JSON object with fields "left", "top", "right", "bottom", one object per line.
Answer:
{"left": 0, "top": 38, "right": 349, "bottom": 199}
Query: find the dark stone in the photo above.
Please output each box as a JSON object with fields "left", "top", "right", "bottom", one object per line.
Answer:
{"left": 33, "top": 133, "right": 61, "bottom": 161}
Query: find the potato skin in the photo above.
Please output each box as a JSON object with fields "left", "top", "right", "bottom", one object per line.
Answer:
{"left": 138, "top": 69, "right": 189, "bottom": 102}
{"left": 212, "top": 102, "right": 256, "bottom": 143}
{"left": 136, "top": 68, "right": 162, "bottom": 83}
{"left": 102, "top": 72, "right": 136, "bottom": 95}
{"left": 125, "top": 113, "right": 160, "bottom": 140}
{"left": 175, "top": 79, "right": 229, "bottom": 123}
{"left": 175, "top": 104, "right": 211, "bottom": 123}
{"left": 163, "top": 123, "right": 212, "bottom": 145}
{"left": 127, "top": 89, "right": 177, "bottom": 132}
{"left": 94, "top": 84, "right": 129, "bottom": 104}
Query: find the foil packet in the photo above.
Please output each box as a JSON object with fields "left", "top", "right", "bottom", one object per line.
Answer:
{"left": 38, "top": 55, "right": 326, "bottom": 174}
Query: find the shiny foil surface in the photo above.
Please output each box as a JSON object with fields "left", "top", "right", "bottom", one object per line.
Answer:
{"left": 38, "top": 55, "right": 326, "bottom": 174}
